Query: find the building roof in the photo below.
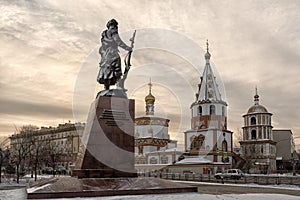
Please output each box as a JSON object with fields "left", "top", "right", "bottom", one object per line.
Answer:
{"left": 196, "top": 40, "right": 223, "bottom": 103}
{"left": 247, "top": 104, "right": 268, "bottom": 114}
{"left": 175, "top": 157, "right": 212, "bottom": 165}
{"left": 246, "top": 88, "right": 269, "bottom": 114}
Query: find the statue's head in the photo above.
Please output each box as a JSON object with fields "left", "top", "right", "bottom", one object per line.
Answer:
{"left": 106, "top": 19, "right": 118, "bottom": 29}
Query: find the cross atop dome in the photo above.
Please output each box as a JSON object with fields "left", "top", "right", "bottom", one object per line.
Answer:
{"left": 206, "top": 39, "right": 209, "bottom": 52}
{"left": 205, "top": 39, "right": 211, "bottom": 61}
{"left": 254, "top": 86, "right": 259, "bottom": 105}
{"left": 148, "top": 78, "right": 153, "bottom": 94}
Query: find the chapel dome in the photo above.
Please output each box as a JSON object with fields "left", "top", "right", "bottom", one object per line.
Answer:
{"left": 247, "top": 89, "right": 268, "bottom": 114}
{"left": 145, "top": 93, "right": 155, "bottom": 104}
{"left": 247, "top": 104, "right": 268, "bottom": 114}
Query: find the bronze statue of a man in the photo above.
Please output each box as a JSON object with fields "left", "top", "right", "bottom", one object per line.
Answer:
{"left": 97, "top": 19, "right": 132, "bottom": 90}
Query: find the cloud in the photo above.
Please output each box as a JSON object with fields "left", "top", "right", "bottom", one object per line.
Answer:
{"left": 0, "top": 0, "right": 300, "bottom": 148}
{"left": 0, "top": 98, "right": 72, "bottom": 118}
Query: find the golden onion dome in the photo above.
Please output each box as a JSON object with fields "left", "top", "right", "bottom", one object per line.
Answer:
{"left": 145, "top": 80, "right": 155, "bottom": 104}
{"left": 145, "top": 92, "right": 155, "bottom": 104}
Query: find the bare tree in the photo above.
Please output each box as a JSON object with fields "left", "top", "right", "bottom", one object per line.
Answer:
{"left": 0, "top": 137, "right": 10, "bottom": 183}
{"left": 10, "top": 133, "right": 32, "bottom": 183}
{"left": 10, "top": 125, "right": 38, "bottom": 183}
{"left": 29, "top": 137, "right": 49, "bottom": 181}
{"left": 0, "top": 148, "right": 7, "bottom": 183}
{"left": 43, "top": 137, "right": 64, "bottom": 177}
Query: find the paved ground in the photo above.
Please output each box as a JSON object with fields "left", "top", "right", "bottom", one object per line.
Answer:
{"left": 178, "top": 182, "right": 300, "bottom": 196}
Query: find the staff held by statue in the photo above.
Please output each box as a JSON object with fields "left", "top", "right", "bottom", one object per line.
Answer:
{"left": 120, "top": 30, "right": 136, "bottom": 90}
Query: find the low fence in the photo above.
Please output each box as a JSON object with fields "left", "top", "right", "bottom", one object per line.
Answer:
{"left": 140, "top": 172, "right": 300, "bottom": 186}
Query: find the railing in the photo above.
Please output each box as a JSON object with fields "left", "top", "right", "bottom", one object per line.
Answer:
{"left": 139, "top": 172, "right": 300, "bottom": 186}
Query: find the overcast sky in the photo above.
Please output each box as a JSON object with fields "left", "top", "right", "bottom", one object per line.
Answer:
{"left": 1, "top": 0, "right": 300, "bottom": 148}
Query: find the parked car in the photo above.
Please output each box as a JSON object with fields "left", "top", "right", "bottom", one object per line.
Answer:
{"left": 42, "top": 167, "right": 53, "bottom": 174}
{"left": 55, "top": 166, "right": 67, "bottom": 175}
{"left": 215, "top": 169, "right": 244, "bottom": 180}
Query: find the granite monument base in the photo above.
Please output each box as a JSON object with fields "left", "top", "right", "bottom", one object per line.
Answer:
{"left": 72, "top": 93, "right": 137, "bottom": 178}
{"left": 27, "top": 177, "right": 198, "bottom": 199}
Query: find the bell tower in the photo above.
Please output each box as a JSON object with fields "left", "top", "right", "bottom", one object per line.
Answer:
{"left": 183, "top": 40, "right": 233, "bottom": 167}
{"left": 240, "top": 88, "right": 277, "bottom": 173}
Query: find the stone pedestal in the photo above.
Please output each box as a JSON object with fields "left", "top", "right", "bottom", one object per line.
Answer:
{"left": 73, "top": 94, "right": 137, "bottom": 178}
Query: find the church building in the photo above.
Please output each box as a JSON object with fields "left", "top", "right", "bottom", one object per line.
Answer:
{"left": 239, "top": 89, "right": 277, "bottom": 173}
{"left": 134, "top": 81, "right": 182, "bottom": 173}
{"left": 166, "top": 41, "right": 233, "bottom": 174}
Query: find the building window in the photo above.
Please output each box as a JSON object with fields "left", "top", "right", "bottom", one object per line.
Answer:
{"left": 222, "top": 140, "right": 228, "bottom": 152}
{"left": 161, "top": 155, "right": 168, "bottom": 164}
{"left": 251, "top": 130, "right": 257, "bottom": 140}
{"left": 198, "top": 106, "right": 202, "bottom": 116}
{"left": 261, "top": 145, "right": 264, "bottom": 154}
{"left": 222, "top": 140, "right": 229, "bottom": 163}
{"left": 250, "top": 117, "right": 256, "bottom": 125}
{"left": 150, "top": 157, "right": 158, "bottom": 164}
{"left": 210, "top": 105, "right": 215, "bottom": 115}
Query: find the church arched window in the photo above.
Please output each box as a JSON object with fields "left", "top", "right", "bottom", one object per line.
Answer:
{"left": 210, "top": 105, "right": 215, "bottom": 115}
{"left": 251, "top": 129, "right": 257, "bottom": 140}
{"left": 198, "top": 106, "right": 202, "bottom": 116}
{"left": 222, "top": 140, "right": 228, "bottom": 152}
{"left": 250, "top": 117, "right": 256, "bottom": 125}
{"left": 222, "top": 140, "right": 229, "bottom": 163}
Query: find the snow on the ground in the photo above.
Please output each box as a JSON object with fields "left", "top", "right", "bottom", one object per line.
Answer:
{"left": 0, "top": 182, "right": 26, "bottom": 187}
{"left": 1, "top": 177, "right": 299, "bottom": 200}
{"left": 36, "top": 193, "right": 299, "bottom": 200}
{"left": 0, "top": 188, "right": 299, "bottom": 200}
{"left": 26, "top": 183, "right": 52, "bottom": 193}
{"left": 172, "top": 180, "right": 300, "bottom": 190}
{"left": 0, "top": 188, "right": 27, "bottom": 200}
